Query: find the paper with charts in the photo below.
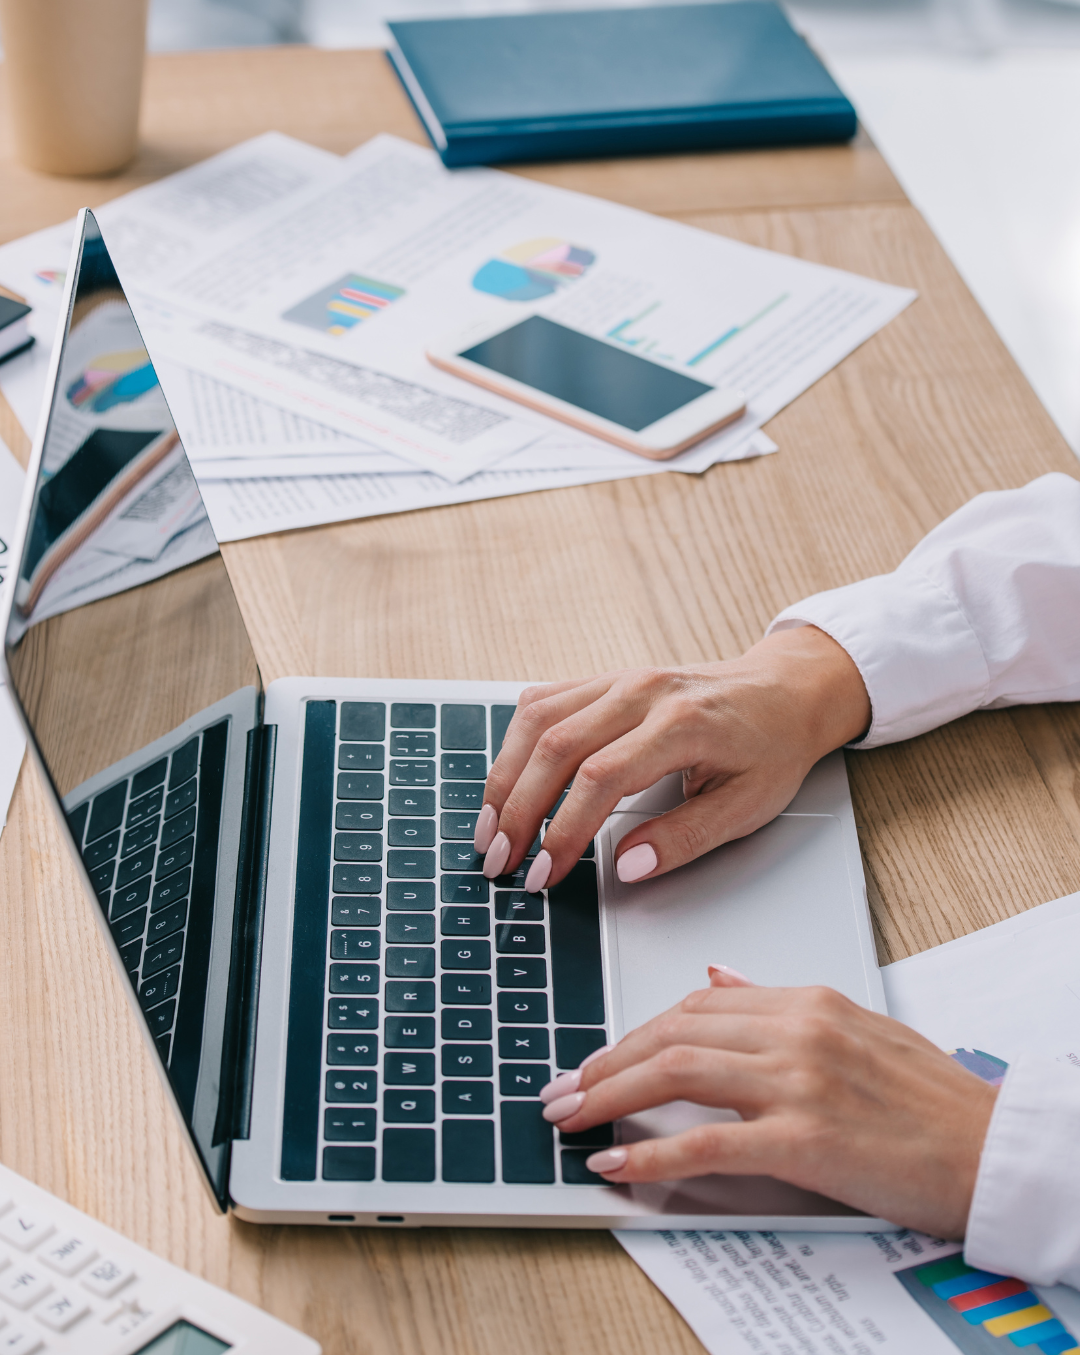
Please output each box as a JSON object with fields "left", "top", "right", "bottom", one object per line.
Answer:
{"left": 130, "top": 134, "right": 915, "bottom": 482}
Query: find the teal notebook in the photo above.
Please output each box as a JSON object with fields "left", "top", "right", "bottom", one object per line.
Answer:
{"left": 387, "top": 1, "right": 856, "bottom": 168}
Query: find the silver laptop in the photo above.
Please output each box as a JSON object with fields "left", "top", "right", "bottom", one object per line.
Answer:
{"left": 2, "top": 210, "right": 889, "bottom": 1231}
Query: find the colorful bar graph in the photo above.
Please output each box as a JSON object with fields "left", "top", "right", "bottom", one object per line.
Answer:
{"left": 282, "top": 273, "right": 406, "bottom": 336}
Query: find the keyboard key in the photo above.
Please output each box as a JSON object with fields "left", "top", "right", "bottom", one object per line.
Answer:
{"left": 151, "top": 867, "right": 190, "bottom": 911}
{"left": 155, "top": 835, "right": 194, "bottom": 880}
{"left": 328, "top": 998, "right": 378, "bottom": 1029}
{"left": 146, "top": 899, "right": 187, "bottom": 944}
{"left": 334, "top": 831, "right": 384, "bottom": 862}
{"left": 324, "top": 1108, "right": 375, "bottom": 1141}
{"left": 440, "top": 753, "right": 487, "bottom": 780}
{"left": 80, "top": 1256, "right": 134, "bottom": 1298}
{"left": 550, "top": 861, "right": 605, "bottom": 1025}
{"left": 441, "top": 843, "right": 485, "bottom": 872}
{"left": 441, "top": 940, "right": 490, "bottom": 969}
{"left": 441, "top": 876, "right": 489, "bottom": 907}
{"left": 384, "top": 1090, "right": 435, "bottom": 1123}
{"left": 110, "top": 874, "right": 152, "bottom": 920}
{"left": 442, "top": 974, "right": 491, "bottom": 1005}
{"left": 388, "top": 819, "right": 435, "bottom": 847}
{"left": 390, "top": 730, "right": 436, "bottom": 757}
{"left": 169, "top": 737, "right": 199, "bottom": 788}
{"left": 501, "top": 1102, "right": 554, "bottom": 1183}
{"left": 561, "top": 1150, "right": 609, "bottom": 1185}
{"left": 87, "top": 782, "right": 127, "bottom": 843}
{"left": 142, "top": 933, "right": 183, "bottom": 978}
{"left": 115, "top": 847, "right": 155, "bottom": 890}
{"left": 441, "top": 704, "right": 485, "bottom": 750}
{"left": 440, "top": 811, "right": 478, "bottom": 840}
{"left": 496, "top": 924, "right": 545, "bottom": 954}
{"left": 132, "top": 758, "right": 167, "bottom": 798}
{"left": 121, "top": 821, "right": 158, "bottom": 857}
{"left": 386, "top": 913, "right": 436, "bottom": 944}
{"left": 331, "top": 930, "right": 380, "bottom": 960}
{"left": 164, "top": 779, "right": 197, "bottom": 819}
{"left": 0, "top": 1210, "right": 53, "bottom": 1252}
{"left": 442, "top": 1044, "right": 492, "bottom": 1076}
{"left": 327, "top": 1034, "right": 377, "bottom": 1065}
{"left": 332, "top": 865, "right": 383, "bottom": 894}
{"left": 555, "top": 1028, "right": 609, "bottom": 1070}
{"left": 387, "top": 882, "right": 435, "bottom": 910}
{"left": 443, "top": 1009, "right": 492, "bottom": 1041}
{"left": 384, "top": 981, "right": 435, "bottom": 1012}
{"left": 387, "top": 849, "right": 435, "bottom": 879}
{"left": 66, "top": 802, "right": 88, "bottom": 847}
{"left": 442, "top": 1119, "right": 495, "bottom": 1182}
{"left": 440, "top": 904, "right": 490, "bottom": 933}
{"left": 83, "top": 830, "right": 119, "bottom": 870}
{"left": 126, "top": 786, "right": 163, "bottom": 827}
{"left": 341, "top": 702, "right": 385, "bottom": 741}
{"left": 442, "top": 1081, "right": 493, "bottom": 1114}
{"left": 146, "top": 1000, "right": 175, "bottom": 1038}
{"left": 560, "top": 1123, "right": 615, "bottom": 1147}
{"left": 32, "top": 1287, "right": 89, "bottom": 1331}
{"left": 382, "top": 1128, "right": 435, "bottom": 1181}
{"left": 493, "top": 861, "right": 536, "bottom": 892}
{"left": 499, "top": 1064, "right": 550, "bottom": 1097}
{"left": 0, "top": 1262, "right": 51, "bottom": 1309}
{"left": 495, "top": 891, "right": 544, "bottom": 921}
{"left": 339, "top": 743, "right": 385, "bottom": 771}
{"left": 389, "top": 760, "right": 435, "bottom": 787}
{"left": 120, "top": 939, "right": 142, "bottom": 975}
{"left": 336, "top": 802, "right": 383, "bottom": 831}
{"left": 88, "top": 860, "right": 115, "bottom": 894}
{"left": 159, "top": 805, "right": 196, "bottom": 851}
{"left": 332, "top": 897, "right": 381, "bottom": 927}
{"left": 326, "top": 1070, "right": 376, "bottom": 1103}
{"left": 323, "top": 1147, "right": 375, "bottom": 1180}
{"left": 110, "top": 907, "right": 146, "bottom": 950}
{"left": 138, "top": 964, "right": 179, "bottom": 1010}
{"left": 498, "top": 1028, "right": 549, "bottom": 1060}
{"left": 337, "top": 772, "right": 384, "bottom": 800}
{"left": 496, "top": 957, "right": 547, "bottom": 988}
{"left": 329, "top": 963, "right": 379, "bottom": 994}
{"left": 391, "top": 703, "right": 435, "bottom": 729}
{"left": 388, "top": 788, "right": 435, "bottom": 816}
{"left": 385, "top": 947, "right": 435, "bottom": 978}
{"left": 384, "top": 1016, "right": 435, "bottom": 1048}
{"left": 498, "top": 991, "right": 548, "bottom": 1023}
{"left": 491, "top": 705, "right": 515, "bottom": 760}
{"left": 440, "top": 782, "right": 484, "bottom": 811}
{"left": 383, "top": 1052, "right": 435, "bottom": 1085}
{"left": 38, "top": 1234, "right": 97, "bottom": 1277}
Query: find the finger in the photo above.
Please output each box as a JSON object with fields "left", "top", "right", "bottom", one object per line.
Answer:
{"left": 709, "top": 964, "right": 755, "bottom": 987}
{"left": 584, "top": 1119, "right": 778, "bottom": 1183}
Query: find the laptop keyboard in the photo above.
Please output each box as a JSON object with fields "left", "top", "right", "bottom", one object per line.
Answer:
{"left": 66, "top": 722, "right": 228, "bottom": 1070}
{"left": 280, "top": 700, "right": 613, "bottom": 1189}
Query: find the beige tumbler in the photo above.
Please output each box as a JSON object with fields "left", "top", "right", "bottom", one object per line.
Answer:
{"left": 0, "top": 0, "right": 149, "bottom": 176}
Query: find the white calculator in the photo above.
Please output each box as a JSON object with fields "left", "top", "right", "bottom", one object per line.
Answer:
{"left": 0, "top": 1162, "right": 320, "bottom": 1355}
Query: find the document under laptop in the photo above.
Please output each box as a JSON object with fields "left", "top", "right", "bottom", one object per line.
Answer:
{"left": 1, "top": 210, "right": 889, "bottom": 1229}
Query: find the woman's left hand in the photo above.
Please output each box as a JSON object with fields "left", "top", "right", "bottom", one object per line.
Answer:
{"left": 539, "top": 971, "right": 998, "bottom": 1237}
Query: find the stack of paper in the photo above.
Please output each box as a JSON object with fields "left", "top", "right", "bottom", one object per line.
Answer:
{"left": 0, "top": 131, "right": 915, "bottom": 542}
{"left": 0, "top": 439, "right": 27, "bottom": 841}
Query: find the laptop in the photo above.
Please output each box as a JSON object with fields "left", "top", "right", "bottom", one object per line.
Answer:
{"left": 2, "top": 210, "right": 889, "bottom": 1230}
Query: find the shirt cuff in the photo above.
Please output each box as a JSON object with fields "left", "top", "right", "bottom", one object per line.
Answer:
{"left": 766, "top": 570, "right": 990, "bottom": 748}
{"left": 965, "top": 1057, "right": 1080, "bottom": 1289}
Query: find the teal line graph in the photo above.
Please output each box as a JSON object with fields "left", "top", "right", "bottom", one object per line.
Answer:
{"left": 605, "top": 302, "right": 674, "bottom": 360}
{"left": 686, "top": 292, "right": 790, "bottom": 367}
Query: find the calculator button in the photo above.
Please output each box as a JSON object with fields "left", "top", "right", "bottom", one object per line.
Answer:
{"left": 38, "top": 1235, "right": 96, "bottom": 1277}
{"left": 80, "top": 1258, "right": 135, "bottom": 1298}
{"left": 33, "top": 1287, "right": 89, "bottom": 1330}
{"left": 0, "top": 1328, "right": 44, "bottom": 1354}
{"left": 0, "top": 1213, "right": 53, "bottom": 1254}
{"left": 0, "top": 1264, "right": 52, "bottom": 1309}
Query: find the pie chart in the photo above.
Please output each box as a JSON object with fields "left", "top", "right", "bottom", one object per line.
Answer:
{"left": 472, "top": 238, "right": 596, "bottom": 302}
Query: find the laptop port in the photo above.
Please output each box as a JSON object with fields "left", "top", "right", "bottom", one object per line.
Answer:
{"left": 377, "top": 1215, "right": 405, "bottom": 1223}
{"left": 328, "top": 1214, "right": 355, "bottom": 1222}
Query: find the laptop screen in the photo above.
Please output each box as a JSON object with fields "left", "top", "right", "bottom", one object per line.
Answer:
{"left": 2, "top": 211, "right": 262, "bottom": 1208}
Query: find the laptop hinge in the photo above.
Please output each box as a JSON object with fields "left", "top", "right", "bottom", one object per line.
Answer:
{"left": 213, "top": 721, "right": 277, "bottom": 1147}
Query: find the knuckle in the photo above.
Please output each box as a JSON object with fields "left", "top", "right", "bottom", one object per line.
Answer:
{"left": 534, "top": 723, "right": 577, "bottom": 766}
{"left": 662, "top": 814, "right": 715, "bottom": 861}
{"left": 654, "top": 1044, "right": 703, "bottom": 1081}
{"left": 518, "top": 683, "right": 553, "bottom": 707}
{"left": 575, "top": 753, "right": 622, "bottom": 794}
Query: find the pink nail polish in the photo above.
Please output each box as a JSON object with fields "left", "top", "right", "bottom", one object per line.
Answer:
{"left": 579, "top": 1043, "right": 613, "bottom": 1070}
{"left": 539, "top": 1069, "right": 581, "bottom": 1104}
{"left": 616, "top": 843, "right": 657, "bottom": 883}
{"left": 708, "top": 963, "right": 754, "bottom": 987}
{"left": 541, "top": 1090, "right": 586, "bottom": 1123}
{"left": 524, "top": 849, "right": 551, "bottom": 894}
{"left": 474, "top": 803, "right": 498, "bottom": 854}
{"left": 586, "top": 1147, "right": 628, "bottom": 1175}
{"left": 482, "top": 831, "right": 511, "bottom": 879}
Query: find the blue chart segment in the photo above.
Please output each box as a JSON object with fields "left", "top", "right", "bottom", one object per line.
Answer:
{"left": 472, "top": 239, "right": 596, "bottom": 302}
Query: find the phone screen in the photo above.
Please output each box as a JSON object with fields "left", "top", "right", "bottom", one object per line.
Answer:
{"left": 460, "top": 315, "right": 712, "bottom": 432}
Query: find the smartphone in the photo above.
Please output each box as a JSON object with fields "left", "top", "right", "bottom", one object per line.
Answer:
{"left": 427, "top": 314, "right": 746, "bottom": 460}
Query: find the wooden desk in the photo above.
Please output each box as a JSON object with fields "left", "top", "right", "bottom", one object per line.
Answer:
{"left": 1, "top": 46, "right": 1079, "bottom": 1355}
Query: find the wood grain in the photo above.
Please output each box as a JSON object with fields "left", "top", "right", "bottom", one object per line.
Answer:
{"left": 0, "top": 42, "right": 1078, "bottom": 1355}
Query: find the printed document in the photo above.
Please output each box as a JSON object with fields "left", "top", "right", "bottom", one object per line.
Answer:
{"left": 0, "top": 439, "right": 26, "bottom": 838}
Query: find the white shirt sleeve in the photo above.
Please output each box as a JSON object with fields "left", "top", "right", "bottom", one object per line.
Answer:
{"left": 766, "top": 472, "right": 1080, "bottom": 748}
{"left": 965, "top": 1058, "right": 1080, "bottom": 1288}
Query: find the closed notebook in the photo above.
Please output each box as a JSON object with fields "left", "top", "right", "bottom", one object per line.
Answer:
{"left": 387, "top": 1, "right": 856, "bottom": 168}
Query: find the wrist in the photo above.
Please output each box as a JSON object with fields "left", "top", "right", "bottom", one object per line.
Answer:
{"left": 747, "top": 625, "right": 871, "bottom": 758}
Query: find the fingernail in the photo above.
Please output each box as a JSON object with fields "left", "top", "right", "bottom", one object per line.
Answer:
{"left": 482, "top": 831, "right": 511, "bottom": 879}
{"left": 474, "top": 804, "right": 498, "bottom": 854}
{"left": 539, "top": 1069, "right": 581, "bottom": 1104}
{"left": 616, "top": 843, "right": 657, "bottom": 883}
{"left": 579, "top": 1043, "right": 613, "bottom": 1069}
{"left": 524, "top": 849, "right": 551, "bottom": 894}
{"left": 542, "top": 1091, "right": 586, "bottom": 1123}
{"left": 586, "top": 1147, "right": 628, "bottom": 1175}
{"left": 708, "top": 963, "right": 754, "bottom": 987}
